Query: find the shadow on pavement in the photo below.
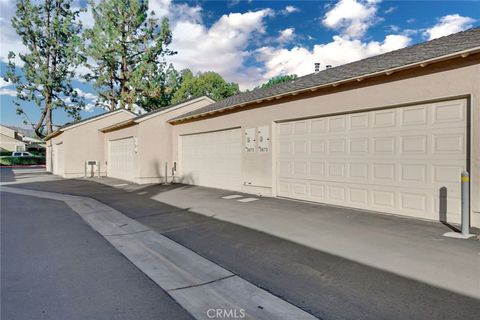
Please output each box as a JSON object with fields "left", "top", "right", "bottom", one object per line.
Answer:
{"left": 0, "top": 168, "right": 15, "bottom": 182}
{"left": 7, "top": 178, "right": 480, "bottom": 320}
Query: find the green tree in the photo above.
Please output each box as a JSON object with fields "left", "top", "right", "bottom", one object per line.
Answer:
{"left": 172, "top": 70, "right": 240, "bottom": 103}
{"left": 136, "top": 64, "right": 183, "bottom": 112}
{"left": 5, "top": 0, "right": 85, "bottom": 138}
{"left": 259, "top": 74, "right": 297, "bottom": 89}
{"left": 84, "top": 0, "right": 176, "bottom": 112}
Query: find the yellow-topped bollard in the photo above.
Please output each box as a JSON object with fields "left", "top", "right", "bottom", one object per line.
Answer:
{"left": 461, "top": 171, "right": 471, "bottom": 236}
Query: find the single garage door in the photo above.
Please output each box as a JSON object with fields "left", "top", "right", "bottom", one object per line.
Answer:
{"left": 108, "top": 137, "right": 136, "bottom": 181}
{"left": 181, "top": 128, "right": 242, "bottom": 191}
{"left": 276, "top": 99, "right": 467, "bottom": 224}
{"left": 53, "top": 143, "right": 63, "bottom": 175}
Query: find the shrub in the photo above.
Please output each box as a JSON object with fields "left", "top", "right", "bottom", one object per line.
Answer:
{"left": 0, "top": 156, "right": 46, "bottom": 166}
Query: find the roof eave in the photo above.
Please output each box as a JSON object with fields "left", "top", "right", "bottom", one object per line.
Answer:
{"left": 45, "top": 130, "right": 63, "bottom": 141}
{"left": 169, "top": 46, "right": 480, "bottom": 124}
{"left": 135, "top": 96, "right": 215, "bottom": 123}
{"left": 99, "top": 119, "right": 137, "bottom": 132}
{"left": 62, "top": 109, "right": 136, "bottom": 132}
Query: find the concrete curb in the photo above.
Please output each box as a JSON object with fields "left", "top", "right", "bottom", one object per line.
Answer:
{"left": 0, "top": 165, "right": 46, "bottom": 168}
{"left": 1, "top": 186, "right": 318, "bottom": 320}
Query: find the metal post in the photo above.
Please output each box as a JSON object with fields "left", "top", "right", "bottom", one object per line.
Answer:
{"left": 165, "top": 162, "right": 168, "bottom": 184}
{"left": 169, "top": 162, "right": 176, "bottom": 184}
{"left": 461, "top": 171, "right": 470, "bottom": 236}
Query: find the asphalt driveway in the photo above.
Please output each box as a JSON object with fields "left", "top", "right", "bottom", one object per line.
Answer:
{"left": 2, "top": 168, "right": 479, "bottom": 320}
{"left": 1, "top": 190, "right": 193, "bottom": 320}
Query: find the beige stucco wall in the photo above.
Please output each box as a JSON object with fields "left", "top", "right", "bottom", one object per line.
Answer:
{"left": 46, "top": 139, "right": 53, "bottom": 172}
{"left": 0, "top": 133, "right": 26, "bottom": 152}
{"left": 47, "top": 111, "right": 135, "bottom": 178}
{"left": 46, "top": 134, "right": 63, "bottom": 174}
{"left": 171, "top": 56, "right": 480, "bottom": 227}
{"left": 0, "top": 125, "right": 16, "bottom": 138}
{"left": 0, "top": 125, "right": 26, "bottom": 151}
{"left": 104, "top": 98, "right": 214, "bottom": 184}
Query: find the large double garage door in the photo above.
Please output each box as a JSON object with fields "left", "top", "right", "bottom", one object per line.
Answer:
{"left": 276, "top": 99, "right": 467, "bottom": 223}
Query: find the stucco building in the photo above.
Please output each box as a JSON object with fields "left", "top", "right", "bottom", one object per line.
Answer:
{"left": 0, "top": 124, "right": 27, "bottom": 152}
{"left": 46, "top": 28, "right": 480, "bottom": 228}
{"left": 46, "top": 109, "right": 136, "bottom": 177}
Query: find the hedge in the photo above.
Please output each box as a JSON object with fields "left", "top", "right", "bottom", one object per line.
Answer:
{"left": 0, "top": 156, "right": 46, "bottom": 166}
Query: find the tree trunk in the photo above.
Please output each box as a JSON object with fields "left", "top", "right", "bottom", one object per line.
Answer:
{"left": 36, "top": 91, "right": 53, "bottom": 138}
{"left": 45, "top": 106, "right": 52, "bottom": 136}
{"left": 34, "top": 108, "right": 47, "bottom": 139}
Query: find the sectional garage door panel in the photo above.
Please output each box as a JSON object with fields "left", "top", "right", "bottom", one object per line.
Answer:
{"left": 53, "top": 143, "right": 64, "bottom": 175}
{"left": 181, "top": 129, "right": 242, "bottom": 192}
{"left": 276, "top": 99, "right": 467, "bottom": 223}
{"left": 108, "top": 137, "right": 136, "bottom": 181}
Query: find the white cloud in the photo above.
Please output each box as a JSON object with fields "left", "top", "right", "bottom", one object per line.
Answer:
{"left": 282, "top": 5, "right": 300, "bottom": 15}
{"left": 74, "top": 88, "right": 97, "bottom": 101}
{"left": 169, "top": 9, "right": 274, "bottom": 89}
{"left": 424, "top": 14, "right": 475, "bottom": 40}
{"left": 256, "top": 34, "right": 411, "bottom": 80}
{"left": 5, "top": 0, "right": 472, "bottom": 94}
{"left": 322, "top": 0, "right": 380, "bottom": 38}
{"left": 74, "top": 0, "right": 273, "bottom": 89}
{"left": 77, "top": 5, "right": 95, "bottom": 29}
{"left": 1, "top": 1, "right": 96, "bottom": 66}
{"left": 0, "top": 78, "right": 11, "bottom": 88}
{"left": 0, "top": 88, "right": 17, "bottom": 97}
{"left": 84, "top": 102, "right": 97, "bottom": 112}
{"left": 228, "top": 0, "right": 241, "bottom": 8}
{"left": 0, "top": 78, "right": 16, "bottom": 96}
{"left": 388, "top": 25, "right": 400, "bottom": 33}
{"left": 277, "top": 28, "right": 295, "bottom": 43}
{"left": 0, "top": 1, "right": 27, "bottom": 65}
{"left": 71, "top": 88, "right": 98, "bottom": 112}
{"left": 148, "top": 0, "right": 172, "bottom": 18}
{"left": 384, "top": 7, "right": 396, "bottom": 14}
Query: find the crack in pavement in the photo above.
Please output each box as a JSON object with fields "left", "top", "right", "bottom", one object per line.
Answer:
{"left": 169, "top": 274, "right": 236, "bottom": 292}
{"left": 1, "top": 186, "right": 319, "bottom": 320}
{"left": 133, "top": 208, "right": 192, "bottom": 220}
{"left": 103, "top": 229, "right": 150, "bottom": 237}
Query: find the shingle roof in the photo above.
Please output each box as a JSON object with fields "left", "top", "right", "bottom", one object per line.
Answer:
{"left": 171, "top": 27, "right": 480, "bottom": 122}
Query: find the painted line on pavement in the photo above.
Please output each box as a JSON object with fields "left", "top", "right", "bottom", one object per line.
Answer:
{"left": 0, "top": 186, "right": 318, "bottom": 320}
{"left": 221, "top": 195, "right": 243, "bottom": 199}
{"left": 238, "top": 197, "right": 259, "bottom": 203}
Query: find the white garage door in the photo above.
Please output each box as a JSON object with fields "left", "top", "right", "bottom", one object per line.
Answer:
{"left": 181, "top": 128, "right": 242, "bottom": 191}
{"left": 108, "top": 137, "right": 136, "bottom": 181}
{"left": 276, "top": 99, "right": 467, "bottom": 224}
{"left": 53, "top": 143, "right": 63, "bottom": 175}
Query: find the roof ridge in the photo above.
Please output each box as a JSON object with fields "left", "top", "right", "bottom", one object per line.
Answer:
{"left": 171, "top": 27, "right": 480, "bottom": 122}
{"left": 60, "top": 108, "right": 137, "bottom": 130}
{"left": 243, "top": 26, "right": 480, "bottom": 97}
{"left": 134, "top": 95, "right": 215, "bottom": 120}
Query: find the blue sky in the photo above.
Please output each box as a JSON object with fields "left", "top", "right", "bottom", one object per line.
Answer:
{"left": 1, "top": 0, "right": 479, "bottom": 129}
